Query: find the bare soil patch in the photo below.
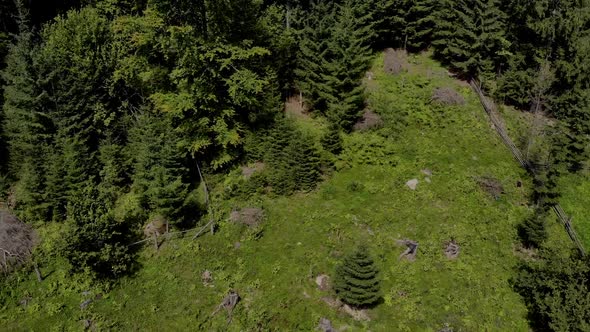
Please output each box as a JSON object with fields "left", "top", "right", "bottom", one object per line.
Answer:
{"left": 384, "top": 48, "right": 408, "bottom": 75}
{"left": 230, "top": 207, "right": 264, "bottom": 227}
{"left": 353, "top": 109, "right": 383, "bottom": 132}
{"left": 431, "top": 87, "right": 465, "bottom": 106}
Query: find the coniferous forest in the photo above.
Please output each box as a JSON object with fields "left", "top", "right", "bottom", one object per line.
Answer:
{"left": 1, "top": 0, "right": 590, "bottom": 330}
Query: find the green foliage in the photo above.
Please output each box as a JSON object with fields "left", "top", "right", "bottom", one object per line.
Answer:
{"left": 266, "top": 117, "right": 321, "bottom": 194}
{"left": 433, "top": 0, "right": 509, "bottom": 79}
{"left": 61, "top": 184, "right": 134, "bottom": 279}
{"left": 334, "top": 245, "right": 381, "bottom": 308}
{"left": 128, "top": 112, "right": 189, "bottom": 223}
{"left": 321, "top": 123, "right": 343, "bottom": 155}
{"left": 518, "top": 207, "right": 549, "bottom": 249}
{"left": 295, "top": 0, "right": 373, "bottom": 129}
{"left": 514, "top": 251, "right": 590, "bottom": 331}
{"left": 1, "top": 52, "right": 537, "bottom": 331}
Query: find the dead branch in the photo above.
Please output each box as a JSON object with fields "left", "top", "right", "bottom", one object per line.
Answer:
{"left": 397, "top": 239, "right": 418, "bottom": 261}
{"left": 211, "top": 291, "right": 239, "bottom": 325}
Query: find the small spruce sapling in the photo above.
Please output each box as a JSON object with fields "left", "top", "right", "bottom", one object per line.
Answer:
{"left": 334, "top": 245, "right": 381, "bottom": 308}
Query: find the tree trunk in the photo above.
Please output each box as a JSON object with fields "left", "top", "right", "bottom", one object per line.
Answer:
{"left": 33, "top": 261, "right": 42, "bottom": 282}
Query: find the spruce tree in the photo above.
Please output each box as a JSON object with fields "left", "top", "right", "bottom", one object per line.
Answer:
{"left": 128, "top": 112, "right": 189, "bottom": 222}
{"left": 321, "top": 123, "right": 343, "bottom": 155}
{"left": 293, "top": 134, "right": 320, "bottom": 191}
{"left": 266, "top": 117, "right": 297, "bottom": 195}
{"left": 519, "top": 207, "right": 549, "bottom": 248}
{"left": 405, "top": 0, "right": 437, "bottom": 51}
{"left": 334, "top": 245, "right": 381, "bottom": 308}
{"left": 1, "top": 23, "right": 52, "bottom": 221}
{"left": 294, "top": 0, "right": 335, "bottom": 111}
{"left": 433, "top": 0, "right": 509, "bottom": 79}
{"left": 323, "top": 0, "right": 373, "bottom": 129}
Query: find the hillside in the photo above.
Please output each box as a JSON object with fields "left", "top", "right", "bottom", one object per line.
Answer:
{"left": 3, "top": 51, "right": 576, "bottom": 331}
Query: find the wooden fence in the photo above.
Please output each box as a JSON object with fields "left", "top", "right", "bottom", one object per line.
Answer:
{"left": 469, "top": 79, "right": 586, "bottom": 256}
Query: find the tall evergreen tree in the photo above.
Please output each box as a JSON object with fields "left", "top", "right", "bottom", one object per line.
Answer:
{"left": 294, "top": 0, "right": 335, "bottom": 111}
{"left": 323, "top": 0, "right": 373, "bottom": 129}
{"left": 128, "top": 112, "right": 189, "bottom": 222}
{"left": 514, "top": 251, "right": 590, "bottom": 331}
{"left": 1, "top": 21, "right": 51, "bottom": 220}
{"left": 433, "top": 0, "right": 509, "bottom": 79}
{"left": 295, "top": 0, "right": 373, "bottom": 129}
{"left": 334, "top": 245, "right": 381, "bottom": 308}
{"left": 266, "top": 117, "right": 298, "bottom": 195}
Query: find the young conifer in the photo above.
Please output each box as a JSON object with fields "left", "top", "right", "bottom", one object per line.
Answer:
{"left": 321, "top": 123, "right": 343, "bottom": 155}
{"left": 334, "top": 245, "right": 381, "bottom": 308}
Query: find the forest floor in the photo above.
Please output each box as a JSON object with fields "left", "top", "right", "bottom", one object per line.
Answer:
{"left": 1, "top": 51, "right": 577, "bottom": 331}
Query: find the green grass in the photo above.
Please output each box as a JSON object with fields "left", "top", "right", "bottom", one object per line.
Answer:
{"left": 3, "top": 51, "right": 572, "bottom": 331}
{"left": 558, "top": 173, "right": 590, "bottom": 249}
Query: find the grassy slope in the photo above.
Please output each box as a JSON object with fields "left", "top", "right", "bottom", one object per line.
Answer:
{"left": 559, "top": 174, "right": 590, "bottom": 248}
{"left": 4, "top": 52, "right": 566, "bottom": 331}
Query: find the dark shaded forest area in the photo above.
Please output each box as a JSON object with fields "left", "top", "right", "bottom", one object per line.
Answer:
{"left": 1, "top": 0, "right": 590, "bottom": 330}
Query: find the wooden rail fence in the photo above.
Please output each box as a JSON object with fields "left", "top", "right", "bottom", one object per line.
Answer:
{"left": 469, "top": 79, "right": 586, "bottom": 256}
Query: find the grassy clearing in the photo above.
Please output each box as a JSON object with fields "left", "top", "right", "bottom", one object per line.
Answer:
{"left": 2, "top": 52, "right": 565, "bottom": 331}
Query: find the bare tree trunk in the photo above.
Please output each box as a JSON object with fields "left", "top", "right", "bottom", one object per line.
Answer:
{"left": 33, "top": 261, "right": 42, "bottom": 282}
{"left": 286, "top": 1, "right": 290, "bottom": 29}
{"left": 195, "top": 160, "right": 215, "bottom": 239}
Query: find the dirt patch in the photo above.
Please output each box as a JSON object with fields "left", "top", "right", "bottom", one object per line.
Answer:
{"left": 353, "top": 109, "right": 383, "bottom": 131}
{"left": 476, "top": 176, "right": 504, "bottom": 199}
{"left": 384, "top": 48, "right": 408, "bottom": 75}
{"left": 230, "top": 207, "right": 264, "bottom": 227}
{"left": 342, "top": 304, "right": 370, "bottom": 321}
{"left": 444, "top": 240, "right": 460, "bottom": 259}
{"left": 241, "top": 162, "right": 265, "bottom": 179}
{"left": 285, "top": 94, "right": 310, "bottom": 119}
{"left": 431, "top": 87, "right": 465, "bottom": 106}
{"left": 320, "top": 297, "right": 370, "bottom": 321}
{"left": 0, "top": 211, "right": 37, "bottom": 273}
{"left": 144, "top": 215, "right": 168, "bottom": 238}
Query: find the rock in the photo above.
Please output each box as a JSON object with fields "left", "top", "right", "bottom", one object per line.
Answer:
{"left": 202, "top": 270, "right": 213, "bottom": 286}
{"left": 444, "top": 240, "right": 460, "bottom": 259}
{"left": 82, "top": 319, "right": 92, "bottom": 329}
{"left": 425, "top": 177, "right": 431, "bottom": 183}
{"left": 234, "top": 242, "right": 241, "bottom": 249}
{"left": 321, "top": 297, "right": 341, "bottom": 308}
{"left": 315, "top": 274, "right": 330, "bottom": 291}
{"left": 421, "top": 169, "right": 433, "bottom": 176}
{"left": 438, "top": 323, "right": 453, "bottom": 332}
{"left": 318, "top": 317, "right": 335, "bottom": 332}
{"left": 19, "top": 296, "right": 32, "bottom": 307}
{"left": 80, "top": 299, "right": 93, "bottom": 310}
{"left": 342, "top": 304, "right": 370, "bottom": 321}
{"left": 406, "top": 179, "right": 419, "bottom": 190}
